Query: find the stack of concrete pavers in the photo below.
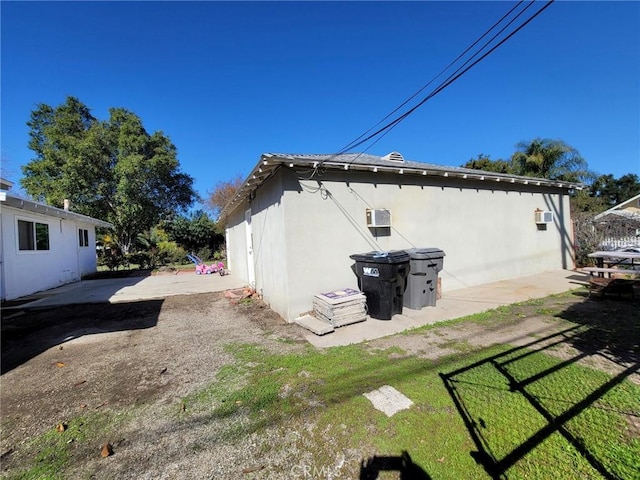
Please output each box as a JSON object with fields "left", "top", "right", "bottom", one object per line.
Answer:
{"left": 313, "top": 288, "right": 367, "bottom": 327}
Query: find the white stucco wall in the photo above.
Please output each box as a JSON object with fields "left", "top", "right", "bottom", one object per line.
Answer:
{"left": 224, "top": 171, "right": 292, "bottom": 317}
{"left": 227, "top": 167, "right": 574, "bottom": 322}
{"left": 225, "top": 205, "right": 250, "bottom": 284}
{"left": 249, "top": 170, "right": 290, "bottom": 317}
{"left": 285, "top": 169, "right": 572, "bottom": 320}
{"left": 0, "top": 206, "right": 99, "bottom": 300}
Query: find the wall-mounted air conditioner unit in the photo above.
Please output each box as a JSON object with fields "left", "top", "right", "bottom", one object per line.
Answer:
{"left": 535, "top": 210, "right": 554, "bottom": 224}
{"left": 366, "top": 209, "right": 391, "bottom": 227}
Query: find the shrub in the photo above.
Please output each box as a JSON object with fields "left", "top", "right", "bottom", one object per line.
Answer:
{"left": 195, "top": 247, "right": 213, "bottom": 262}
{"left": 157, "top": 241, "right": 186, "bottom": 265}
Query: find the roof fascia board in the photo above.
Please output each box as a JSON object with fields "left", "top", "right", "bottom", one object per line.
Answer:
{"left": 1, "top": 194, "right": 113, "bottom": 228}
{"left": 220, "top": 152, "right": 583, "bottom": 221}
{"left": 263, "top": 154, "right": 582, "bottom": 190}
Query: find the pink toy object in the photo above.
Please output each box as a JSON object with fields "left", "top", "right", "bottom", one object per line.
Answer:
{"left": 186, "top": 253, "right": 226, "bottom": 276}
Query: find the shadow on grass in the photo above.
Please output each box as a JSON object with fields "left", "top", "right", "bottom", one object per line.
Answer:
{"left": 360, "top": 450, "right": 431, "bottom": 479}
{"left": 441, "top": 292, "right": 639, "bottom": 479}
{"left": 1, "top": 300, "right": 162, "bottom": 374}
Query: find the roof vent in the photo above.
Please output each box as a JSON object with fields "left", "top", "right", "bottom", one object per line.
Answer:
{"left": 382, "top": 151, "right": 404, "bottom": 162}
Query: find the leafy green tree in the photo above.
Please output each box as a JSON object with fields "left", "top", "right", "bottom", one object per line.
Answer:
{"left": 569, "top": 190, "right": 606, "bottom": 214}
{"left": 21, "top": 96, "right": 196, "bottom": 253}
{"left": 461, "top": 154, "right": 513, "bottom": 174}
{"left": 589, "top": 173, "right": 640, "bottom": 206}
{"left": 510, "top": 138, "right": 594, "bottom": 183}
{"left": 163, "top": 210, "right": 223, "bottom": 254}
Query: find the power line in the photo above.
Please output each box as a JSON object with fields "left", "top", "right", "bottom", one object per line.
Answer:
{"left": 314, "top": 0, "right": 554, "bottom": 169}
{"left": 336, "top": 0, "right": 528, "bottom": 156}
{"left": 343, "top": 0, "right": 555, "bottom": 157}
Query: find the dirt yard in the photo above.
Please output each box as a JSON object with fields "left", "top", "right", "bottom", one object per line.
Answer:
{"left": 1, "top": 288, "right": 638, "bottom": 478}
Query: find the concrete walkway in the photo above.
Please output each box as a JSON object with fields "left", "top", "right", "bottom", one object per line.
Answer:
{"left": 5, "top": 272, "right": 246, "bottom": 309}
{"left": 305, "top": 269, "right": 590, "bottom": 348}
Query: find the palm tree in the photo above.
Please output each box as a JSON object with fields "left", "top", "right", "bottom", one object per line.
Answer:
{"left": 511, "top": 138, "right": 594, "bottom": 183}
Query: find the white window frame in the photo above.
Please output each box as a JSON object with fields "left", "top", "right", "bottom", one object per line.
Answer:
{"left": 79, "top": 228, "right": 90, "bottom": 248}
{"left": 16, "top": 217, "right": 50, "bottom": 253}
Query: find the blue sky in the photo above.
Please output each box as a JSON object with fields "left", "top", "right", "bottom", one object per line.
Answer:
{"left": 2, "top": 1, "right": 639, "bottom": 206}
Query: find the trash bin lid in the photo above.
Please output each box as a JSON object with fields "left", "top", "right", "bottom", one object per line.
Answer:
{"left": 406, "top": 248, "right": 446, "bottom": 260}
{"left": 350, "top": 250, "right": 410, "bottom": 263}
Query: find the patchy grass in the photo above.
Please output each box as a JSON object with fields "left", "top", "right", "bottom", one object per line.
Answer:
{"left": 182, "top": 333, "right": 639, "bottom": 479}
{"left": 2, "top": 411, "right": 130, "bottom": 480}
{"left": 5, "top": 289, "right": 637, "bottom": 479}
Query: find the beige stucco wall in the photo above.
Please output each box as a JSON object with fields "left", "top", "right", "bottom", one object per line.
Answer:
{"left": 228, "top": 167, "right": 574, "bottom": 322}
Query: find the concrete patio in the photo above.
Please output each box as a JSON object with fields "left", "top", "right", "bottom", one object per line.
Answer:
{"left": 2, "top": 271, "right": 246, "bottom": 310}
{"left": 304, "top": 269, "right": 590, "bottom": 348}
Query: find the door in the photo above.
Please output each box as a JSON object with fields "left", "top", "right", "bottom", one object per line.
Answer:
{"left": 245, "top": 209, "right": 255, "bottom": 286}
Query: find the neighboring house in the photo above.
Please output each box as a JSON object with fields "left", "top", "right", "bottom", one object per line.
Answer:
{"left": 222, "top": 152, "right": 579, "bottom": 323}
{"left": 0, "top": 178, "right": 113, "bottom": 301}
{"left": 593, "top": 192, "right": 640, "bottom": 250}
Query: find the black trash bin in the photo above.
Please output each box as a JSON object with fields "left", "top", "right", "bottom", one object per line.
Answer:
{"left": 350, "top": 251, "right": 410, "bottom": 320}
{"left": 404, "top": 248, "right": 446, "bottom": 310}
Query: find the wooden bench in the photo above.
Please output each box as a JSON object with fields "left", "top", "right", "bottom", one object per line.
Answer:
{"left": 587, "top": 277, "right": 636, "bottom": 299}
{"left": 581, "top": 267, "right": 640, "bottom": 276}
{"left": 580, "top": 267, "right": 640, "bottom": 299}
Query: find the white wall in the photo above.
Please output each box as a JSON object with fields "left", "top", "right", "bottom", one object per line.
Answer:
{"left": 78, "top": 224, "right": 99, "bottom": 275}
{"left": 227, "top": 168, "right": 574, "bottom": 322}
{"left": 283, "top": 169, "right": 572, "bottom": 320}
{"left": 225, "top": 204, "right": 250, "bottom": 284}
{"left": 250, "top": 170, "right": 290, "bottom": 318}
{"left": 1, "top": 206, "right": 99, "bottom": 300}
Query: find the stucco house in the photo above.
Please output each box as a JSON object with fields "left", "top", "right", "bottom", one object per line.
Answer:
{"left": 0, "top": 178, "right": 113, "bottom": 301}
{"left": 593, "top": 192, "right": 640, "bottom": 250}
{"left": 222, "top": 152, "right": 579, "bottom": 322}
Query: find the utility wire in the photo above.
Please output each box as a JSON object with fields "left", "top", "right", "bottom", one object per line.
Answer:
{"left": 341, "top": 0, "right": 554, "bottom": 157}
{"left": 344, "top": 0, "right": 542, "bottom": 161}
{"left": 336, "top": 0, "right": 527, "bottom": 156}
{"left": 314, "top": 0, "right": 553, "bottom": 169}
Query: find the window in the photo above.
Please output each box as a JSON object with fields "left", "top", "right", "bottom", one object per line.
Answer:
{"left": 18, "top": 220, "right": 50, "bottom": 251}
{"left": 79, "top": 228, "right": 89, "bottom": 247}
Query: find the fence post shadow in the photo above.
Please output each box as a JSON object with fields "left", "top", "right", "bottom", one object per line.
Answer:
{"left": 440, "top": 324, "right": 638, "bottom": 480}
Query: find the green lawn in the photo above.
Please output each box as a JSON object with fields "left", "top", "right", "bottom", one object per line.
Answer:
{"left": 5, "top": 292, "right": 639, "bottom": 479}
{"left": 183, "top": 334, "right": 638, "bottom": 479}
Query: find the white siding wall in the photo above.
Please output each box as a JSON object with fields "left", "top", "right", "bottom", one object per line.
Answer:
{"left": 0, "top": 207, "right": 99, "bottom": 300}
{"left": 78, "top": 223, "right": 98, "bottom": 275}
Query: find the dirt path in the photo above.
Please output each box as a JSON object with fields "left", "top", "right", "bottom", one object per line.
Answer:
{"left": 1, "top": 290, "right": 637, "bottom": 478}
{"left": 1, "top": 293, "right": 305, "bottom": 458}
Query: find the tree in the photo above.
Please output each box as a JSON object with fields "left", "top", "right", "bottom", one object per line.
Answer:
{"left": 461, "top": 154, "right": 513, "bottom": 174}
{"left": 510, "top": 138, "right": 594, "bottom": 183}
{"left": 205, "top": 174, "right": 244, "bottom": 219}
{"left": 21, "top": 96, "right": 196, "bottom": 253}
{"left": 163, "top": 210, "right": 223, "bottom": 254}
{"left": 589, "top": 173, "right": 640, "bottom": 206}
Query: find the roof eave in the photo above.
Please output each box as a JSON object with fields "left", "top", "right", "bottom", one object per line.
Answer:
{"left": 220, "top": 153, "right": 583, "bottom": 221}
{"left": 1, "top": 194, "right": 113, "bottom": 229}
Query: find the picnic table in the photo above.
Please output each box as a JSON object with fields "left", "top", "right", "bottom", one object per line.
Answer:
{"left": 582, "top": 251, "right": 640, "bottom": 298}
